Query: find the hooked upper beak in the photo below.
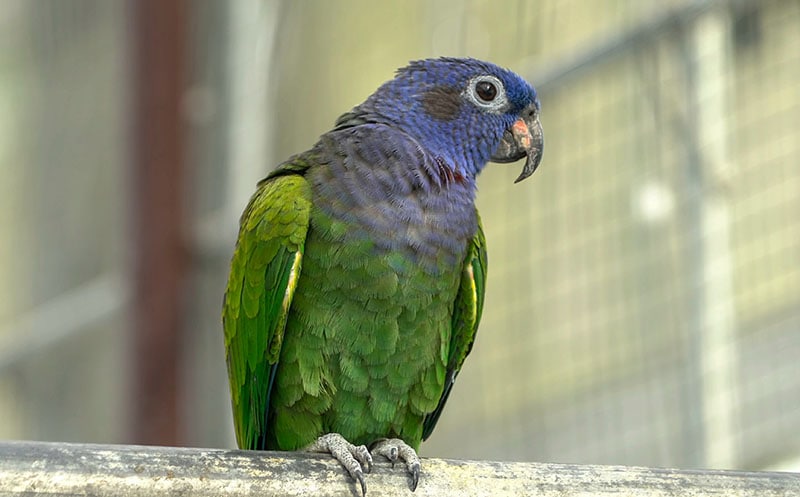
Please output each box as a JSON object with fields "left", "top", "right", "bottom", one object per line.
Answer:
{"left": 490, "top": 104, "right": 543, "bottom": 183}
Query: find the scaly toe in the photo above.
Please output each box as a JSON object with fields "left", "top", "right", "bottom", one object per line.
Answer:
{"left": 307, "top": 433, "right": 372, "bottom": 496}
{"left": 370, "top": 438, "right": 422, "bottom": 492}
{"left": 371, "top": 439, "right": 399, "bottom": 464}
{"left": 353, "top": 443, "right": 373, "bottom": 474}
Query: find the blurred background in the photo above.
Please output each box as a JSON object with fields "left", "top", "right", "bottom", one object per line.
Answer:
{"left": 1, "top": 0, "right": 799, "bottom": 473}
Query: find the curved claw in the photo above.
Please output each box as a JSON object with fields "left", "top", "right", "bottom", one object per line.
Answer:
{"left": 354, "top": 468, "right": 367, "bottom": 497}
{"left": 409, "top": 460, "right": 421, "bottom": 491}
{"left": 383, "top": 445, "right": 399, "bottom": 466}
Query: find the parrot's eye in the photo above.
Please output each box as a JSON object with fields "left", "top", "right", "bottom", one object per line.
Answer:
{"left": 475, "top": 81, "right": 497, "bottom": 102}
{"left": 464, "top": 75, "right": 509, "bottom": 114}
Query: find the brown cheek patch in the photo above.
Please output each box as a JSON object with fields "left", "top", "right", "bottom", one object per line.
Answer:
{"left": 421, "top": 86, "right": 462, "bottom": 121}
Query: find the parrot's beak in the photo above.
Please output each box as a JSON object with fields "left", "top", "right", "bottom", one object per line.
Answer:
{"left": 490, "top": 104, "right": 543, "bottom": 183}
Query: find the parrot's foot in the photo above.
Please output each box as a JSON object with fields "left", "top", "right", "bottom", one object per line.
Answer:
{"left": 370, "top": 438, "right": 421, "bottom": 491}
{"left": 307, "top": 433, "right": 372, "bottom": 496}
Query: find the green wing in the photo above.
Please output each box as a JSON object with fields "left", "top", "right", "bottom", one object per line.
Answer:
{"left": 223, "top": 172, "right": 312, "bottom": 450}
{"left": 422, "top": 212, "right": 487, "bottom": 440}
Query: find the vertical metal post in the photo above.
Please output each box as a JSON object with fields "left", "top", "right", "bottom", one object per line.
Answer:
{"left": 682, "top": 2, "right": 738, "bottom": 468}
{"left": 130, "top": 0, "right": 188, "bottom": 445}
{"left": 225, "top": 1, "right": 282, "bottom": 221}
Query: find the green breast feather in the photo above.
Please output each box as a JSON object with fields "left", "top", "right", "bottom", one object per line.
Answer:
{"left": 423, "top": 214, "right": 487, "bottom": 440}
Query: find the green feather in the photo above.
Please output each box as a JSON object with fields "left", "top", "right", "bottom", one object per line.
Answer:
{"left": 223, "top": 170, "right": 312, "bottom": 450}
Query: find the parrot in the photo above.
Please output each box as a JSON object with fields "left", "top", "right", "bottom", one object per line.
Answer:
{"left": 223, "top": 57, "right": 543, "bottom": 495}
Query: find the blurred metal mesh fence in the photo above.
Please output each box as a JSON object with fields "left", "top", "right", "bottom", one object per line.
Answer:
{"left": 0, "top": 0, "right": 129, "bottom": 443}
{"left": 0, "top": 0, "right": 798, "bottom": 473}
{"left": 424, "top": 0, "right": 800, "bottom": 471}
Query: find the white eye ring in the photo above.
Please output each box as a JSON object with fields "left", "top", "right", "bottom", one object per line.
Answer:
{"left": 464, "top": 75, "right": 509, "bottom": 114}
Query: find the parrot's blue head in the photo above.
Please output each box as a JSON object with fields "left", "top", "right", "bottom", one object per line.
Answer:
{"left": 342, "top": 57, "right": 543, "bottom": 183}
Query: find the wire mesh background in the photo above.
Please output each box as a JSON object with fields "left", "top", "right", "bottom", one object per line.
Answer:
{"left": 0, "top": 0, "right": 798, "bottom": 473}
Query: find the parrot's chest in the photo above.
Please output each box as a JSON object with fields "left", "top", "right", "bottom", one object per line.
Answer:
{"left": 311, "top": 176, "right": 477, "bottom": 274}
{"left": 276, "top": 166, "right": 478, "bottom": 445}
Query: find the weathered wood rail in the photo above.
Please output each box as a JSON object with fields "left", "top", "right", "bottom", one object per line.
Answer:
{"left": 0, "top": 440, "right": 798, "bottom": 496}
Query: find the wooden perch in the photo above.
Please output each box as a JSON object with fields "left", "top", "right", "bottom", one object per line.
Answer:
{"left": 0, "top": 440, "right": 798, "bottom": 496}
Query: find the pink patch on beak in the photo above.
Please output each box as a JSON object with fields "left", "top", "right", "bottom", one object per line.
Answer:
{"left": 512, "top": 118, "right": 532, "bottom": 149}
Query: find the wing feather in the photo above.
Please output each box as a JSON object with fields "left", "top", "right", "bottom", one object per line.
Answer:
{"left": 223, "top": 172, "right": 312, "bottom": 450}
